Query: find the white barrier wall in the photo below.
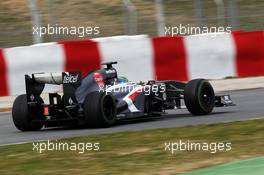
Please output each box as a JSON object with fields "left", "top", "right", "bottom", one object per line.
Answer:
{"left": 0, "top": 31, "right": 263, "bottom": 96}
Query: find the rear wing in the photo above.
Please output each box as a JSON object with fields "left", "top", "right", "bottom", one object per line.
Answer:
{"left": 25, "top": 72, "right": 81, "bottom": 106}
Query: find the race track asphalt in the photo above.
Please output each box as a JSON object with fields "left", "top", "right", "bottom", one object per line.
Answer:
{"left": 0, "top": 88, "right": 263, "bottom": 145}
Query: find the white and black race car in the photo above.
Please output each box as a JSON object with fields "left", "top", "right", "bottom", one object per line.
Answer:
{"left": 12, "top": 61, "right": 234, "bottom": 131}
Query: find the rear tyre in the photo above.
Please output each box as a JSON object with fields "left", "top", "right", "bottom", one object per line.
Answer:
{"left": 12, "top": 95, "right": 44, "bottom": 131}
{"left": 83, "top": 92, "right": 116, "bottom": 128}
{"left": 184, "top": 79, "right": 215, "bottom": 115}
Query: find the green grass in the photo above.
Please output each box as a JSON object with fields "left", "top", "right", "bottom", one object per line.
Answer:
{"left": 184, "top": 156, "right": 264, "bottom": 175}
{"left": 0, "top": 118, "right": 264, "bottom": 175}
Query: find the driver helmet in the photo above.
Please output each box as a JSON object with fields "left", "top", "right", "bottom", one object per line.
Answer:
{"left": 117, "top": 76, "right": 128, "bottom": 84}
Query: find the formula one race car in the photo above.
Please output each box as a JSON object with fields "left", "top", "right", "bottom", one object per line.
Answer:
{"left": 12, "top": 61, "right": 234, "bottom": 131}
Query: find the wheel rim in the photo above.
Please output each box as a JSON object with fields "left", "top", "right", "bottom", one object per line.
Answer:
{"left": 102, "top": 96, "right": 115, "bottom": 120}
{"left": 200, "top": 84, "right": 214, "bottom": 107}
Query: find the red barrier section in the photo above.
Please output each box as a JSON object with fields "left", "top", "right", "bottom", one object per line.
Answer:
{"left": 0, "top": 49, "right": 8, "bottom": 96}
{"left": 152, "top": 36, "right": 188, "bottom": 81}
{"left": 232, "top": 31, "right": 264, "bottom": 77}
{"left": 58, "top": 40, "right": 101, "bottom": 77}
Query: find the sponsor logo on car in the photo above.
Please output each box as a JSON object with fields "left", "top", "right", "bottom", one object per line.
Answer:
{"left": 105, "top": 69, "right": 116, "bottom": 74}
{"left": 93, "top": 72, "right": 104, "bottom": 87}
{"left": 63, "top": 74, "right": 79, "bottom": 84}
{"left": 30, "top": 94, "right": 35, "bottom": 101}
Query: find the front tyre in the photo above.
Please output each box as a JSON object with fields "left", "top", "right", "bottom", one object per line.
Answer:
{"left": 12, "top": 95, "right": 44, "bottom": 131}
{"left": 83, "top": 92, "right": 116, "bottom": 128}
{"left": 184, "top": 79, "right": 215, "bottom": 115}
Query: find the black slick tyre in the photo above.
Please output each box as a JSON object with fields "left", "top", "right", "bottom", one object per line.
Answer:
{"left": 184, "top": 79, "right": 215, "bottom": 115}
{"left": 12, "top": 94, "right": 44, "bottom": 131}
{"left": 83, "top": 92, "right": 116, "bottom": 127}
